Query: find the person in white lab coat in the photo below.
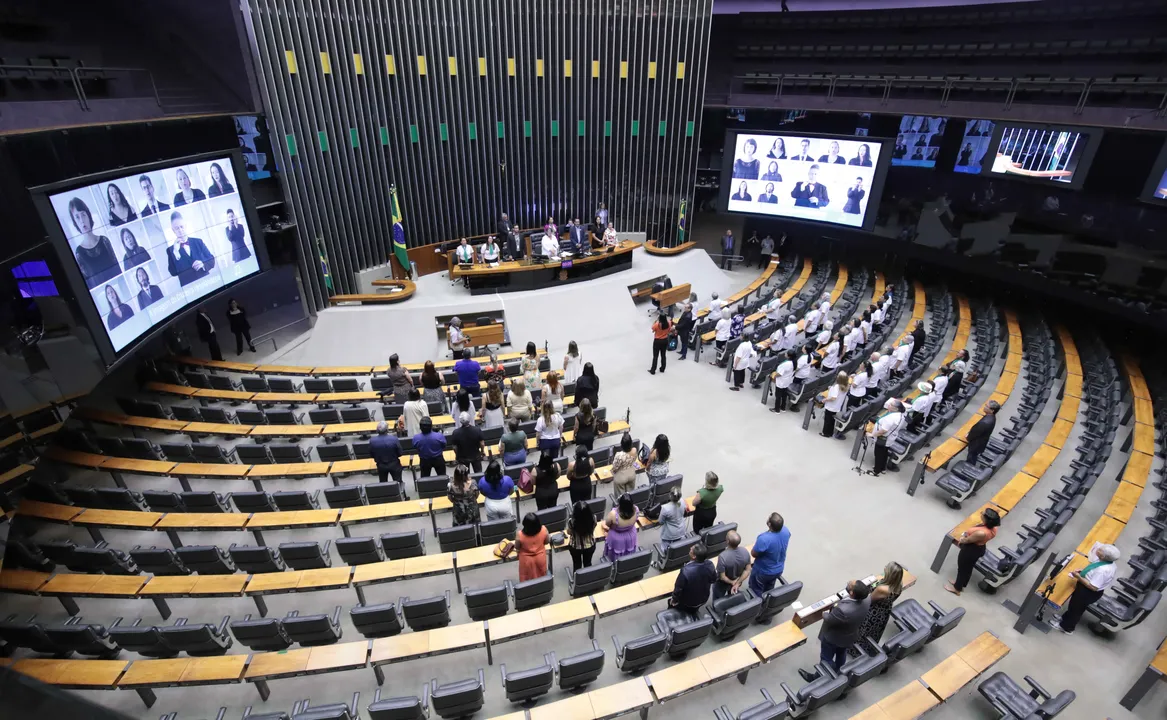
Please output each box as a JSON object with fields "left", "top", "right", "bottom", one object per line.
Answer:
{"left": 770, "top": 350, "right": 796, "bottom": 412}
{"left": 849, "top": 361, "right": 871, "bottom": 408}
{"left": 816, "top": 320, "right": 834, "bottom": 349}
{"left": 908, "top": 381, "right": 935, "bottom": 431}
{"left": 820, "top": 371, "right": 849, "bottom": 438}
{"left": 731, "top": 334, "right": 757, "bottom": 391}
{"left": 869, "top": 399, "right": 906, "bottom": 475}
{"left": 707, "top": 293, "right": 724, "bottom": 322}
{"left": 821, "top": 332, "right": 842, "bottom": 373}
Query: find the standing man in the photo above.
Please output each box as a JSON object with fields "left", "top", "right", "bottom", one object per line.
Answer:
{"left": 743, "top": 232, "right": 760, "bottom": 268}
{"left": 370, "top": 420, "right": 403, "bottom": 485}
{"left": 454, "top": 348, "right": 483, "bottom": 398}
{"left": 869, "top": 399, "right": 906, "bottom": 476}
{"left": 195, "top": 307, "right": 222, "bottom": 361}
{"left": 675, "top": 301, "right": 695, "bottom": 361}
{"left": 713, "top": 531, "right": 752, "bottom": 600}
{"left": 669, "top": 542, "right": 718, "bottom": 617}
{"left": 759, "top": 234, "right": 775, "bottom": 269}
{"left": 497, "top": 212, "right": 514, "bottom": 240}
{"left": 749, "top": 513, "right": 791, "bottom": 598}
{"left": 412, "top": 417, "right": 447, "bottom": 478}
{"left": 569, "top": 218, "right": 588, "bottom": 254}
{"left": 965, "top": 400, "right": 999, "bottom": 465}
{"left": 909, "top": 320, "right": 926, "bottom": 362}
{"left": 721, "top": 230, "right": 735, "bottom": 270}
{"left": 800, "top": 581, "right": 871, "bottom": 678}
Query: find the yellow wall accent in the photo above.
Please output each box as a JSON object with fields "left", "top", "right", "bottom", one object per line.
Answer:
{"left": 591, "top": 60, "right": 600, "bottom": 78}
{"left": 647, "top": 61, "right": 657, "bottom": 79}
{"left": 507, "top": 58, "right": 516, "bottom": 76}
{"left": 285, "top": 50, "right": 297, "bottom": 74}
{"left": 536, "top": 58, "right": 544, "bottom": 77}
{"left": 676, "top": 61, "right": 685, "bottom": 80}
{"left": 478, "top": 57, "right": 487, "bottom": 76}
{"left": 417, "top": 55, "right": 427, "bottom": 75}
{"left": 619, "top": 60, "right": 628, "bottom": 79}
{"left": 385, "top": 54, "right": 396, "bottom": 75}
{"left": 353, "top": 53, "right": 364, "bottom": 75}
{"left": 448, "top": 57, "right": 457, "bottom": 75}
{"left": 564, "top": 59, "right": 573, "bottom": 77}
{"left": 320, "top": 52, "right": 332, "bottom": 74}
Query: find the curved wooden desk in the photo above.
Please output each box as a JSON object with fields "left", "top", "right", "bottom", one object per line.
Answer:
{"left": 644, "top": 239, "right": 696, "bottom": 256}
{"left": 328, "top": 279, "right": 416, "bottom": 306}
{"left": 450, "top": 241, "right": 640, "bottom": 294}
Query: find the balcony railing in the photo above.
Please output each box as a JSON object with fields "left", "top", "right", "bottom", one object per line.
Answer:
{"left": 0, "top": 63, "right": 161, "bottom": 111}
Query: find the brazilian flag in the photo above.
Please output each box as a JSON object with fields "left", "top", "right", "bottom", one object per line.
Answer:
{"left": 390, "top": 186, "right": 410, "bottom": 275}
{"left": 677, "top": 198, "right": 687, "bottom": 244}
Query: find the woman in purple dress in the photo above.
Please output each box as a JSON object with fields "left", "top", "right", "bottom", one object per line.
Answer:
{"left": 603, "top": 493, "right": 640, "bottom": 562}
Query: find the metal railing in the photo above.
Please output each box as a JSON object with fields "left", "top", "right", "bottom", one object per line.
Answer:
{"left": 0, "top": 63, "right": 161, "bottom": 110}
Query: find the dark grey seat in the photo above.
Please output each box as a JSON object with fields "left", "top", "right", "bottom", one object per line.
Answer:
{"left": 714, "top": 688, "right": 791, "bottom": 720}
{"left": 464, "top": 584, "right": 509, "bottom": 622}
{"left": 402, "top": 591, "right": 452, "bottom": 631}
{"left": 709, "top": 592, "right": 764, "bottom": 640}
{"left": 977, "top": 672, "right": 1075, "bottom": 719}
{"left": 271, "top": 443, "right": 312, "bottom": 463}
{"left": 94, "top": 487, "right": 148, "bottom": 511}
{"left": 231, "top": 615, "right": 292, "bottom": 651}
{"left": 191, "top": 442, "right": 237, "bottom": 463}
{"left": 181, "top": 491, "right": 232, "bottom": 513}
{"left": 508, "top": 575, "right": 554, "bottom": 611}
{"left": 350, "top": 601, "right": 404, "bottom": 639}
{"left": 653, "top": 608, "right": 713, "bottom": 657}
{"left": 293, "top": 692, "right": 362, "bottom": 720}
{"left": 268, "top": 378, "right": 303, "bottom": 394}
{"left": 279, "top": 540, "right": 332, "bottom": 570}
{"left": 317, "top": 444, "right": 355, "bottom": 463}
{"left": 265, "top": 409, "right": 304, "bottom": 425}
{"left": 757, "top": 580, "right": 804, "bottom": 624}
{"left": 108, "top": 621, "right": 177, "bottom": 658}
{"left": 501, "top": 654, "right": 554, "bottom": 704}
{"left": 324, "top": 484, "right": 366, "bottom": 508}
{"left": 333, "top": 379, "right": 364, "bottom": 393}
{"left": 366, "top": 481, "right": 406, "bottom": 504}
{"left": 241, "top": 377, "right": 270, "bottom": 393}
{"left": 283, "top": 605, "right": 343, "bottom": 646}
{"left": 158, "top": 616, "right": 233, "bottom": 656}
{"left": 366, "top": 689, "right": 427, "bottom": 720}
{"left": 437, "top": 524, "right": 477, "bottom": 553}
{"left": 534, "top": 504, "right": 568, "bottom": 533}
{"left": 198, "top": 407, "right": 237, "bottom": 425}
{"left": 71, "top": 545, "right": 140, "bottom": 575}
{"left": 890, "top": 598, "right": 965, "bottom": 641}
{"left": 882, "top": 623, "right": 930, "bottom": 664}
{"left": 273, "top": 489, "right": 321, "bottom": 512}
{"left": 122, "top": 437, "right": 163, "bottom": 460}
{"left": 839, "top": 638, "right": 888, "bottom": 688}
{"left": 381, "top": 530, "right": 426, "bottom": 559}
{"left": 228, "top": 544, "right": 285, "bottom": 574}
{"left": 700, "top": 522, "right": 739, "bottom": 556}
{"left": 42, "top": 621, "right": 121, "bottom": 658}
{"left": 0, "top": 619, "right": 74, "bottom": 656}
{"left": 336, "top": 537, "right": 383, "bottom": 565}
{"left": 129, "top": 546, "right": 190, "bottom": 576}
{"left": 556, "top": 639, "right": 605, "bottom": 691}
{"left": 611, "top": 548, "right": 652, "bottom": 585}
{"left": 566, "top": 560, "right": 612, "bottom": 597}
{"left": 428, "top": 669, "right": 485, "bottom": 720}
{"left": 236, "top": 408, "right": 269, "bottom": 424}
{"left": 232, "top": 491, "right": 277, "bottom": 513}
{"left": 649, "top": 474, "right": 684, "bottom": 506}
{"left": 310, "top": 408, "right": 341, "bottom": 424}
{"left": 208, "top": 375, "right": 240, "bottom": 392}
{"left": 304, "top": 379, "right": 333, "bottom": 394}
{"left": 142, "top": 489, "right": 185, "bottom": 513}
{"left": 477, "top": 517, "right": 516, "bottom": 547}
{"left": 779, "top": 664, "right": 849, "bottom": 715}
{"left": 612, "top": 630, "right": 667, "bottom": 673}
{"left": 416, "top": 475, "right": 450, "bottom": 499}
{"left": 340, "top": 407, "right": 371, "bottom": 423}
{"left": 652, "top": 534, "right": 701, "bottom": 571}
{"left": 176, "top": 545, "right": 236, "bottom": 574}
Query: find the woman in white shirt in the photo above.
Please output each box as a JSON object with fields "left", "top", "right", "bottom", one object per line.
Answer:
{"left": 804, "top": 307, "right": 821, "bottom": 335}
{"left": 541, "top": 371, "right": 565, "bottom": 413}
{"left": 765, "top": 296, "right": 785, "bottom": 322}
{"left": 783, "top": 316, "right": 799, "bottom": 351}
{"left": 822, "top": 332, "right": 842, "bottom": 371}
{"left": 891, "top": 340, "right": 912, "bottom": 375}
{"left": 402, "top": 389, "right": 430, "bottom": 437}
{"left": 908, "top": 381, "right": 934, "bottom": 431}
{"left": 712, "top": 316, "right": 733, "bottom": 364}
{"left": 534, "top": 399, "right": 564, "bottom": 458}
{"left": 820, "top": 371, "right": 849, "bottom": 438}
{"left": 455, "top": 238, "right": 475, "bottom": 264}
{"left": 849, "top": 361, "right": 871, "bottom": 407}
{"left": 816, "top": 320, "right": 833, "bottom": 349}
{"left": 1053, "top": 542, "right": 1120, "bottom": 634}
{"left": 731, "top": 336, "right": 757, "bottom": 390}
{"left": 480, "top": 237, "right": 501, "bottom": 264}
{"left": 447, "top": 317, "right": 466, "bottom": 354}
{"left": 563, "top": 341, "right": 583, "bottom": 383}
{"left": 932, "top": 367, "right": 950, "bottom": 400}
{"left": 707, "top": 293, "right": 724, "bottom": 321}
{"left": 602, "top": 222, "right": 619, "bottom": 246}
{"left": 770, "top": 350, "right": 795, "bottom": 412}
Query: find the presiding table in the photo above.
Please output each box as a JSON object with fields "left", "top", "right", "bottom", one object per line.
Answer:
{"left": 450, "top": 241, "right": 641, "bottom": 294}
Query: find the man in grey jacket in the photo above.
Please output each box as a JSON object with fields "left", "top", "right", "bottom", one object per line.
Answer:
{"left": 800, "top": 579, "right": 871, "bottom": 680}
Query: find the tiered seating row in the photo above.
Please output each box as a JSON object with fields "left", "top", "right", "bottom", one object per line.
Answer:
{"left": 757, "top": 263, "right": 847, "bottom": 353}
{"left": 169, "top": 349, "right": 548, "bottom": 377}
{"left": 694, "top": 257, "right": 783, "bottom": 321}
{"left": 700, "top": 258, "right": 812, "bottom": 354}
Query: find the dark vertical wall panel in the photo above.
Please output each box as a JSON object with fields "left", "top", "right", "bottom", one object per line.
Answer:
{"left": 245, "top": 0, "right": 712, "bottom": 309}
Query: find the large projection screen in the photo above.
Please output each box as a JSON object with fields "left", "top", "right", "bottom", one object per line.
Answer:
{"left": 32, "top": 151, "right": 266, "bottom": 365}
{"left": 719, "top": 131, "right": 891, "bottom": 231}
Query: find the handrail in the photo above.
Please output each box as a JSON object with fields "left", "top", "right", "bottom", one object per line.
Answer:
{"left": 0, "top": 63, "right": 163, "bottom": 111}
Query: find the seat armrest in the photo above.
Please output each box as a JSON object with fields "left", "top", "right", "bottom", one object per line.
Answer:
{"left": 779, "top": 682, "right": 799, "bottom": 705}
{"left": 611, "top": 634, "right": 622, "bottom": 652}
{"left": 476, "top": 667, "right": 485, "bottom": 689}
{"left": 217, "top": 615, "right": 230, "bottom": 635}
{"left": 1023, "top": 675, "right": 1051, "bottom": 701}
{"left": 444, "top": 589, "right": 452, "bottom": 608}
{"left": 331, "top": 605, "right": 342, "bottom": 626}
{"left": 499, "top": 664, "right": 508, "bottom": 686}
{"left": 927, "top": 600, "right": 946, "bottom": 616}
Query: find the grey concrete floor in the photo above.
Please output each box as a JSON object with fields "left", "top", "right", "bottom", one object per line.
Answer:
{"left": 9, "top": 248, "right": 1167, "bottom": 719}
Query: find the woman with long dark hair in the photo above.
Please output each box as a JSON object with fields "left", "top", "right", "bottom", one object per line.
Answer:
{"left": 105, "top": 284, "right": 134, "bottom": 330}
{"left": 573, "top": 398, "right": 598, "bottom": 451}
{"left": 385, "top": 353, "right": 414, "bottom": 403}
{"left": 516, "top": 513, "right": 548, "bottom": 582}
{"left": 206, "top": 162, "right": 235, "bottom": 197}
{"left": 574, "top": 362, "right": 599, "bottom": 408}
{"left": 420, "top": 360, "right": 446, "bottom": 410}
{"left": 603, "top": 494, "right": 640, "bottom": 562}
{"left": 447, "top": 464, "right": 480, "bottom": 527}
{"left": 521, "top": 341, "right": 541, "bottom": 389}
{"left": 946, "top": 508, "right": 1000, "bottom": 596}
{"left": 477, "top": 460, "right": 515, "bottom": 521}
{"left": 849, "top": 561, "right": 905, "bottom": 657}
{"left": 649, "top": 312, "right": 671, "bottom": 375}
{"left": 565, "top": 501, "right": 597, "bottom": 570}
{"left": 566, "top": 445, "right": 595, "bottom": 505}
{"left": 646, "top": 433, "right": 671, "bottom": 483}
{"left": 533, "top": 453, "right": 560, "bottom": 510}
{"left": 119, "top": 228, "right": 151, "bottom": 271}
{"left": 106, "top": 183, "right": 138, "bottom": 226}
{"left": 226, "top": 298, "right": 256, "bottom": 354}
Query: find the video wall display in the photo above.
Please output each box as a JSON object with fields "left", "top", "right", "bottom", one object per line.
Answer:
{"left": 43, "top": 155, "right": 260, "bottom": 353}
{"left": 892, "top": 116, "right": 946, "bottom": 168}
{"left": 987, "top": 124, "right": 1098, "bottom": 188}
{"left": 721, "top": 132, "right": 887, "bottom": 230}
{"left": 953, "top": 119, "right": 995, "bottom": 175}
{"left": 235, "top": 115, "right": 274, "bottom": 181}
{"left": 1140, "top": 140, "right": 1167, "bottom": 206}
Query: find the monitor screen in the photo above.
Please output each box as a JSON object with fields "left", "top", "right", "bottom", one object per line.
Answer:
{"left": 721, "top": 131, "right": 888, "bottom": 230}
{"left": 42, "top": 154, "right": 260, "bottom": 354}
{"left": 953, "top": 119, "right": 996, "bottom": 175}
{"left": 892, "top": 115, "right": 946, "bottom": 168}
{"left": 235, "top": 115, "right": 274, "bottom": 181}
{"left": 1140, "top": 140, "right": 1167, "bottom": 205}
{"left": 986, "top": 123, "right": 1099, "bottom": 188}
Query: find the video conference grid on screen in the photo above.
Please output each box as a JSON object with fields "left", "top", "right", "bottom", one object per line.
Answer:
{"left": 726, "top": 133, "right": 881, "bottom": 229}
{"left": 989, "top": 126, "right": 1090, "bottom": 185}
{"left": 48, "top": 157, "right": 259, "bottom": 352}
{"left": 892, "top": 115, "right": 946, "bottom": 168}
{"left": 954, "top": 119, "right": 996, "bottom": 175}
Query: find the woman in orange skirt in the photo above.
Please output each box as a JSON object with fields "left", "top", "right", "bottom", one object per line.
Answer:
{"left": 517, "top": 512, "right": 549, "bottom": 582}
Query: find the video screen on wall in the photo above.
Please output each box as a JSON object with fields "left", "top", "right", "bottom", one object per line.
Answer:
{"left": 721, "top": 131, "right": 888, "bottom": 230}
{"left": 235, "top": 115, "right": 275, "bottom": 181}
{"left": 892, "top": 115, "right": 946, "bottom": 168}
{"left": 953, "top": 119, "right": 995, "bottom": 175}
{"left": 987, "top": 123, "right": 1099, "bottom": 188}
{"left": 41, "top": 154, "right": 260, "bottom": 353}
{"left": 1140, "top": 140, "right": 1167, "bottom": 205}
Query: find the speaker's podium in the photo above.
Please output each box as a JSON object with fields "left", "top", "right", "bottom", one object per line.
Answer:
{"left": 462, "top": 323, "right": 506, "bottom": 353}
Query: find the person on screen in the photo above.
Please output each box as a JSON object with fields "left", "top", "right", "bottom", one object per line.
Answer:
{"left": 731, "top": 181, "right": 752, "bottom": 202}
{"left": 68, "top": 197, "right": 119, "bottom": 289}
{"left": 958, "top": 143, "right": 973, "bottom": 166}
{"left": 762, "top": 161, "right": 783, "bottom": 182}
{"left": 119, "top": 228, "right": 151, "bottom": 271}
{"left": 929, "top": 132, "right": 942, "bottom": 148}
{"left": 844, "top": 178, "right": 865, "bottom": 215}
{"left": 911, "top": 148, "right": 925, "bottom": 161}
{"left": 849, "top": 144, "right": 873, "bottom": 167}
{"left": 106, "top": 183, "right": 138, "bottom": 227}
{"left": 172, "top": 168, "right": 207, "bottom": 207}
{"left": 206, "top": 162, "right": 235, "bottom": 197}
{"left": 104, "top": 284, "right": 134, "bottom": 330}
{"left": 792, "top": 139, "right": 814, "bottom": 162}
{"left": 166, "top": 210, "right": 215, "bottom": 286}
{"left": 1049, "top": 133, "right": 1071, "bottom": 171}
{"left": 732, "top": 139, "right": 760, "bottom": 179}
{"left": 135, "top": 266, "right": 163, "bottom": 310}
{"left": 758, "top": 183, "right": 779, "bottom": 204}
{"left": 790, "top": 165, "right": 829, "bottom": 208}
{"left": 224, "top": 209, "right": 252, "bottom": 262}
{"left": 767, "top": 138, "right": 787, "bottom": 159}
{"left": 819, "top": 140, "right": 846, "bottom": 165}
{"left": 927, "top": 147, "right": 939, "bottom": 161}
{"left": 138, "top": 175, "right": 170, "bottom": 217}
{"left": 893, "top": 135, "right": 908, "bottom": 160}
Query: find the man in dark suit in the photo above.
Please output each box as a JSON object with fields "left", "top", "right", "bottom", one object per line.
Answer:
{"left": 370, "top": 420, "right": 404, "bottom": 485}
{"left": 800, "top": 580, "right": 871, "bottom": 678}
{"left": 790, "top": 165, "right": 829, "bottom": 208}
{"left": 166, "top": 211, "right": 216, "bottom": 286}
{"left": 569, "top": 218, "right": 588, "bottom": 254}
{"left": 138, "top": 175, "right": 170, "bottom": 217}
{"left": 497, "top": 212, "right": 514, "bottom": 240}
{"left": 965, "top": 400, "right": 999, "bottom": 464}
{"left": 909, "top": 319, "right": 926, "bottom": 362}
{"left": 791, "top": 139, "right": 814, "bottom": 162}
{"left": 721, "top": 230, "right": 735, "bottom": 270}
{"left": 195, "top": 308, "right": 223, "bottom": 361}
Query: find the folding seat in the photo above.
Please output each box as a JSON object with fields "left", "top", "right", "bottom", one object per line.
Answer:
{"left": 709, "top": 592, "right": 764, "bottom": 640}
{"left": 437, "top": 524, "right": 477, "bottom": 553}
{"left": 350, "top": 601, "right": 404, "bottom": 639}
{"left": 279, "top": 540, "right": 332, "bottom": 570}
{"left": 316, "top": 444, "right": 354, "bottom": 463}
{"left": 335, "top": 537, "right": 383, "bottom": 565}
{"left": 612, "top": 631, "right": 667, "bottom": 673}
{"left": 272, "top": 489, "right": 321, "bottom": 511}
{"left": 230, "top": 615, "right": 292, "bottom": 651}
{"left": 265, "top": 409, "right": 304, "bottom": 425}
{"left": 199, "top": 407, "right": 237, "bottom": 424}
{"left": 611, "top": 548, "right": 652, "bottom": 585}
{"left": 366, "top": 481, "right": 406, "bottom": 504}
{"left": 304, "top": 379, "right": 333, "bottom": 394}
{"left": 402, "top": 592, "right": 451, "bottom": 631}
{"left": 756, "top": 580, "right": 804, "bottom": 624}
{"left": 554, "top": 640, "right": 605, "bottom": 691}
{"left": 180, "top": 491, "right": 232, "bottom": 512}
{"left": 109, "top": 620, "right": 179, "bottom": 657}
{"left": 122, "top": 437, "right": 163, "bottom": 460}
{"left": 232, "top": 491, "right": 278, "bottom": 513}
{"left": 534, "top": 504, "right": 568, "bottom": 533}
{"left": 191, "top": 443, "right": 237, "bottom": 463}
{"left": 427, "top": 671, "right": 486, "bottom": 720}
{"left": 43, "top": 620, "right": 121, "bottom": 658}
{"left": 283, "top": 605, "right": 343, "bottom": 646}
{"left": 500, "top": 654, "right": 554, "bottom": 704}
{"left": 324, "top": 484, "right": 365, "bottom": 508}
{"left": 380, "top": 530, "right": 425, "bottom": 560}
{"left": 310, "top": 408, "right": 341, "bottom": 424}
{"left": 416, "top": 475, "right": 451, "bottom": 499}
{"left": 565, "top": 561, "right": 612, "bottom": 597}
{"left": 176, "top": 545, "right": 235, "bottom": 574}
{"left": 653, "top": 608, "right": 713, "bottom": 658}
{"left": 95, "top": 487, "right": 148, "bottom": 511}
{"left": 129, "top": 546, "right": 191, "bottom": 575}
{"left": 208, "top": 375, "right": 240, "bottom": 391}
{"left": 236, "top": 444, "right": 274, "bottom": 464}
{"left": 464, "top": 584, "right": 509, "bottom": 621}
{"left": 241, "top": 377, "right": 270, "bottom": 393}
{"left": 268, "top": 378, "right": 303, "bottom": 394}
{"left": 652, "top": 535, "right": 701, "bottom": 572}
{"left": 228, "top": 544, "right": 285, "bottom": 574}
{"left": 977, "top": 672, "right": 1076, "bottom": 718}
{"left": 477, "top": 517, "right": 515, "bottom": 547}
{"left": 158, "top": 616, "right": 233, "bottom": 656}
{"left": 507, "top": 575, "right": 553, "bottom": 611}
{"left": 160, "top": 443, "right": 196, "bottom": 462}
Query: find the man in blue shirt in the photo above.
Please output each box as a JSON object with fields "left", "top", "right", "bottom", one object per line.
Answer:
{"left": 670, "top": 542, "right": 718, "bottom": 616}
{"left": 370, "top": 420, "right": 403, "bottom": 485}
{"left": 749, "top": 512, "right": 791, "bottom": 601}
{"left": 454, "top": 349, "right": 482, "bottom": 397}
{"left": 411, "top": 417, "right": 447, "bottom": 477}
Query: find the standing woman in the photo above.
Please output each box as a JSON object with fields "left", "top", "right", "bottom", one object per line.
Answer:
{"left": 499, "top": 419, "right": 529, "bottom": 467}
{"left": 541, "top": 371, "right": 565, "bottom": 413}
{"left": 521, "top": 341, "right": 542, "bottom": 389}
{"left": 534, "top": 399, "right": 564, "bottom": 459}
{"left": 386, "top": 354, "right": 414, "bottom": 403}
{"left": 403, "top": 389, "right": 429, "bottom": 437}
{"left": 516, "top": 513, "right": 549, "bottom": 582}
{"left": 690, "top": 471, "right": 724, "bottom": 534}
{"left": 477, "top": 460, "right": 515, "bottom": 521}
{"left": 454, "top": 389, "right": 477, "bottom": 427}
{"left": 603, "top": 494, "right": 640, "bottom": 562}
{"left": 574, "top": 363, "right": 600, "bottom": 408}
{"left": 533, "top": 454, "right": 561, "bottom": 510}
{"left": 649, "top": 312, "right": 671, "bottom": 375}
{"left": 646, "top": 434, "right": 671, "bottom": 483}
{"left": 420, "top": 360, "right": 447, "bottom": 410}
{"left": 565, "top": 501, "right": 597, "bottom": 570}
{"left": 573, "top": 398, "right": 598, "bottom": 451}
{"left": 563, "top": 341, "right": 583, "bottom": 384}
{"left": 821, "top": 371, "right": 849, "bottom": 438}
{"left": 447, "top": 317, "right": 467, "bottom": 353}
{"left": 480, "top": 380, "right": 505, "bottom": 429}
{"left": 849, "top": 362, "right": 871, "bottom": 407}
{"left": 945, "top": 507, "right": 1000, "bottom": 596}
{"left": 1053, "top": 543, "right": 1120, "bottom": 635}
{"left": 657, "top": 487, "right": 688, "bottom": 549}
{"left": 566, "top": 445, "right": 595, "bottom": 505}
{"left": 506, "top": 378, "right": 534, "bottom": 421}
{"left": 226, "top": 299, "right": 256, "bottom": 354}
{"left": 850, "top": 561, "right": 905, "bottom": 657}
{"left": 447, "top": 464, "right": 481, "bottom": 527}
{"left": 610, "top": 435, "right": 639, "bottom": 497}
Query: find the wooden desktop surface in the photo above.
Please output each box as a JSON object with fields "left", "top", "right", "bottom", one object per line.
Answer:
{"left": 450, "top": 241, "right": 640, "bottom": 277}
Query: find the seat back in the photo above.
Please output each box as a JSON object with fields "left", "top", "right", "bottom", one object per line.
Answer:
{"left": 184, "top": 372, "right": 212, "bottom": 389}
{"left": 129, "top": 547, "right": 190, "bottom": 576}
{"left": 317, "top": 444, "right": 355, "bottom": 463}
{"left": 64, "top": 486, "right": 101, "bottom": 508}
{"left": 310, "top": 408, "right": 341, "bottom": 424}
{"left": 268, "top": 378, "right": 300, "bottom": 394}
{"left": 437, "top": 524, "right": 478, "bottom": 553}
{"left": 191, "top": 443, "right": 232, "bottom": 463}
{"left": 416, "top": 475, "right": 450, "bottom": 499}
{"left": 464, "top": 584, "right": 509, "bottom": 621}
{"left": 108, "top": 625, "right": 176, "bottom": 658}
{"left": 142, "top": 489, "right": 185, "bottom": 512}
{"left": 270, "top": 444, "right": 308, "bottom": 462}
{"left": 304, "top": 379, "right": 333, "bottom": 394}
{"left": 72, "top": 546, "right": 138, "bottom": 574}
{"left": 230, "top": 618, "right": 292, "bottom": 651}
{"left": 477, "top": 517, "right": 516, "bottom": 547}
{"left": 232, "top": 491, "right": 277, "bottom": 513}
{"left": 656, "top": 535, "right": 701, "bottom": 571}
{"left": 0, "top": 621, "right": 67, "bottom": 654}
{"left": 324, "top": 485, "right": 365, "bottom": 508}
{"left": 122, "top": 437, "right": 160, "bottom": 460}
{"left": 430, "top": 675, "right": 485, "bottom": 719}
{"left": 502, "top": 660, "right": 554, "bottom": 703}
{"left": 264, "top": 409, "right": 300, "bottom": 425}
{"left": 402, "top": 595, "right": 451, "bottom": 631}
{"left": 350, "top": 602, "right": 404, "bottom": 639}
{"left": 510, "top": 574, "right": 554, "bottom": 611}
{"left": 621, "top": 485, "right": 652, "bottom": 508}
{"left": 208, "top": 375, "right": 238, "bottom": 391}
{"left": 181, "top": 491, "right": 230, "bottom": 512}
{"left": 241, "top": 377, "right": 270, "bottom": 393}
{"left": 176, "top": 545, "right": 236, "bottom": 574}
{"left": 43, "top": 624, "right": 119, "bottom": 658}
{"left": 284, "top": 612, "right": 342, "bottom": 647}
{"left": 273, "top": 490, "right": 319, "bottom": 512}
{"left": 797, "top": 672, "right": 849, "bottom": 711}
{"left": 340, "top": 407, "right": 371, "bottom": 423}
{"left": 382, "top": 404, "right": 405, "bottom": 421}
{"left": 534, "top": 504, "right": 568, "bottom": 533}
{"left": 699, "top": 522, "right": 738, "bottom": 555}
{"left": 557, "top": 643, "right": 605, "bottom": 690}
{"left": 236, "top": 444, "right": 274, "bottom": 464}
{"left": 365, "top": 481, "right": 405, "bottom": 505}
{"left": 615, "top": 632, "right": 667, "bottom": 673}
{"left": 199, "top": 407, "right": 235, "bottom": 424}
{"left": 229, "top": 544, "right": 285, "bottom": 574}
{"left": 162, "top": 441, "right": 198, "bottom": 460}
{"left": 883, "top": 625, "right": 930, "bottom": 663}
{"left": 366, "top": 695, "right": 426, "bottom": 720}
{"left": 332, "top": 379, "right": 361, "bottom": 392}
{"left": 568, "top": 561, "right": 613, "bottom": 597}
{"left": 711, "top": 593, "right": 764, "bottom": 640}
{"left": 758, "top": 581, "right": 804, "bottom": 623}
{"left": 158, "top": 622, "right": 232, "bottom": 656}
{"left": 658, "top": 611, "right": 713, "bottom": 657}
{"left": 236, "top": 409, "right": 268, "bottom": 424}
{"left": 649, "top": 474, "right": 684, "bottom": 505}
{"left": 380, "top": 531, "right": 426, "bottom": 559}
{"left": 95, "top": 436, "right": 126, "bottom": 456}
{"left": 335, "top": 537, "right": 383, "bottom": 566}
{"left": 611, "top": 549, "right": 652, "bottom": 585}
{"left": 94, "top": 487, "right": 146, "bottom": 511}
{"left": 279, "top": 541, "right": 331, "bottom": 570}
